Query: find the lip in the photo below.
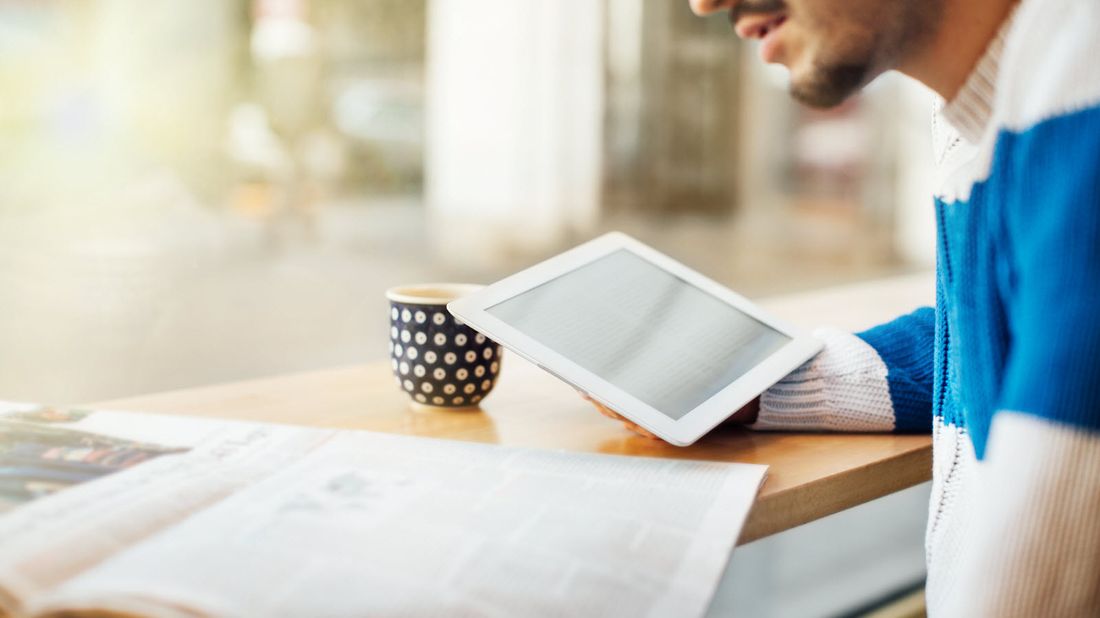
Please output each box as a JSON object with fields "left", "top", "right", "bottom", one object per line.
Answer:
{"left": 733, "top": 12, "right": 787, "bottom": 40}
{"left": 758, "top": 14, "right": 787, "bottom": 62}
{"left": 734, "top": 12, "right": 788, "bottom": 63}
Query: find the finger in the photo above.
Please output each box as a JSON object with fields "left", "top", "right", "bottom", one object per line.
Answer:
{"left": 591, "top": 402, "right": 627, "bottom": 422}
{"left": 584, "top": 398, "right": 650, "bottom": 434}
{"left": 624, "top": 422, "right": 661, "bottom": 440}
{"left": 588, "top": 400, "right": 612, "bottom": 416}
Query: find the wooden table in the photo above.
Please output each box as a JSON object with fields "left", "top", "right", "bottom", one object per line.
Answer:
{"left": 94, "top": 273, "right": 935, "bottom": 545}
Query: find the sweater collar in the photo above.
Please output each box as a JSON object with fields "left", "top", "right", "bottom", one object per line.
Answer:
{"left": 940, "top": 10, "right": 1016, "bottom": 143}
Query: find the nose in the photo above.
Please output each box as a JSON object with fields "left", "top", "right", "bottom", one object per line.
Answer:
{"left": 689, "top": 0, "right": 737, "bottom": 16}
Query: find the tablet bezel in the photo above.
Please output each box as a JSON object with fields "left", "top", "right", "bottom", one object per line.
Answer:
{"left": 447, "top": 232, "right": 822, "bottom": 446}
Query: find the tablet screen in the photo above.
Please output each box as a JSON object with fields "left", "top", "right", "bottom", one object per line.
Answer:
{"left": 487, "top": 249, "right": 791, "bottom": 420}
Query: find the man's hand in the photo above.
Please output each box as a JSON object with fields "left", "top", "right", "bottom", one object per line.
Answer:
{"left": 583, "top": 394, "right": 761, "bottom": 441}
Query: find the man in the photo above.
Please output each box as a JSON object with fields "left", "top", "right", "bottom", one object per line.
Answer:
{"left": 590, "top": 0, "right": 1100, "bottom": 614}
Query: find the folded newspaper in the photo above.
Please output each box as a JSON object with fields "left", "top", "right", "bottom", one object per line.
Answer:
{"left": 0, "top": 401, "right": 766, "bottom": 618}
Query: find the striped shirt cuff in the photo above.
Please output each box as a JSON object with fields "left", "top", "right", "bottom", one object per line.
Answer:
{"left": 751, "top": 328, "right": 896, "bottom": 432}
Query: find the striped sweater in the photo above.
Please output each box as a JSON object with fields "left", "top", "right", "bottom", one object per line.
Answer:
{"left": 752, "top": 1, "right": 1100, "bottom": 615}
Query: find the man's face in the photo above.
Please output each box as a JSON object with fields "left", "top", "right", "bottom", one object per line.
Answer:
{"left": 691, "top": 0, "right": 941, "bottom": 107}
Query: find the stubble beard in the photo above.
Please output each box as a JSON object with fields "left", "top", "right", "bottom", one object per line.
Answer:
{"left": 786, "top": 0, "right": 943, "bottom": 108}
{"left": 790, "top": 61, "right": 872, "bottom": 108}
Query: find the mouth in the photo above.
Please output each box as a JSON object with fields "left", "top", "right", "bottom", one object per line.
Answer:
{"left": 734, "top": 12, "right": 788, "bottom": 41}
{"left": 734, "top": 12, "right": 788, "bottom": 62}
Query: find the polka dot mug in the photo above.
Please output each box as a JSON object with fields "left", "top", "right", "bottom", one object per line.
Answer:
{"left": 386, "top": 284, "right": 503, "bottom": 410}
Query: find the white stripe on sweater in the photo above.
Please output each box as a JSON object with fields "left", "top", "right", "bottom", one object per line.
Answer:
{"left": 924, "top": 419, "right": 979, "bottom": 615}
{"left": 997, "top": 0, "right": 1100, "bottom": 133}
{"left": 939, "top": 412, "right": 1100, "bottom": 616}
{"left": 751, "top": 328, "right": 895, "bottom": 432}
{"left": 934, "top": 0, "right": 1100, "bottom": 204}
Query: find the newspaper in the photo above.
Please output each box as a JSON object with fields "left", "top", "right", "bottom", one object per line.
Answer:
{"left": 0, "top": 402, "right": 766, "bottom": 618}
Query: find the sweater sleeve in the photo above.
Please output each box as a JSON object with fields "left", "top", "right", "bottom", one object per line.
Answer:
{"left": 751, "top": 308, "right": 934, "bottom": 433}
{"left": 943, "top": 103, "right": 1100, "bottom": 615}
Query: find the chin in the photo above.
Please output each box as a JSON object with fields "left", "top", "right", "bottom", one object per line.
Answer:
{"left": 789, "top": 84, "right": 854, "bottom": 108}
{"left": 788, "top": 62, "right": 873, "bottom": 108}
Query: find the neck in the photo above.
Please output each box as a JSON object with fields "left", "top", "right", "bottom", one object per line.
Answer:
{"left": 898, "top": 0, "right": 1018, "bottom": 100}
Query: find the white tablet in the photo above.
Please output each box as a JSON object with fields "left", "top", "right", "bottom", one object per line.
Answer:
{"left": 447, "top": 232, "right": 822, "bottom": 446}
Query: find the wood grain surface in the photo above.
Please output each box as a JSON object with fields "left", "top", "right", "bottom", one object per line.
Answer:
{"left": 92, "top": 273, "right": 936, "bottom": 544}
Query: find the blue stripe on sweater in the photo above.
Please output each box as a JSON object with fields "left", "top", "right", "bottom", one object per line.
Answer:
{"left": 936, "top": 103, "right": 1100, "bottom": 458}
{"left": 996, "top": 105, "right": 1100, "bottom": 431}
{"left": 857, "top": 308, "right": 935, "bottom": 433}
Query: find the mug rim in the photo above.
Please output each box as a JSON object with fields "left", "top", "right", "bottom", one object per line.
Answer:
{"left": 386, "top": 283, "right": 485, "bottom": 306}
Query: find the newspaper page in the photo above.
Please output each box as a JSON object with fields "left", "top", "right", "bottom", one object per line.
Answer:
{"left": 29, "top": 429, "right": 767, "bottom": 618}
{"left": 0, "top": 403, "right": 331, "bottom": 617}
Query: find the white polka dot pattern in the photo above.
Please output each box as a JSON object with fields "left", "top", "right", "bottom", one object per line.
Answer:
{"left": 389, "top": 300, "right": 504, "bottom": 408}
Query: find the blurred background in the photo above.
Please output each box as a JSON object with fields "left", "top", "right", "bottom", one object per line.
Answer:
{"left": 0, "top": 0, "right": 937, "bottom": 615}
